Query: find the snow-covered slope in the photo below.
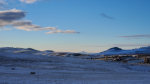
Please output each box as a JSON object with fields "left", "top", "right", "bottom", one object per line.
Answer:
{"left": 97, "top": 46, "right": 150, "bottom": 56}
{"left": 0, "top": 47, "right": 150, "bottom": 84}
{"left": 0, "top": 47, "right": 54, "bottom": 56}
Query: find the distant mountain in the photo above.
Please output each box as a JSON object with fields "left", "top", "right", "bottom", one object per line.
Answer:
{"left": 97, "top": 46, "right": 150, "bottom": 56}
{"left": 0, "top": 47, "right": 54, "bottom": 56}
{"left": 1, "top": 46, "right": 150, "bottom": 57}
{"left": 107, "top": 47, "right": 122, "bottom": 51}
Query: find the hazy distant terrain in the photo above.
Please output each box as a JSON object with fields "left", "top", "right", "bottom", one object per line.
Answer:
{"left": 0, "top": 47, "right": 150, "bottom": 84}
{"left": 96, "top": 46, "right": 150, "bottom": 55}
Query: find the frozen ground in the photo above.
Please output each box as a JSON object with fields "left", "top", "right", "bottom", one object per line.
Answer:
{"left": 0, "top": 48, "right": 150, "bottom": 84}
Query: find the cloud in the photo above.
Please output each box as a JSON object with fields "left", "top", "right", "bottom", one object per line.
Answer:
{"left": 12, "top": 21, "right": 79, "bottom": 34}
{"left": 19, "top": 0, "right": 38, "bottom": 4}
{"left": 12, "top": 20, "right": 56, "bottom": 31}
{"left": 120, "top": 34, "right": 150, "bottom": 38}
{"left": 0, "top": 9, "right": 79, "bottom": 34}
{"left": 0, "top": 0, "right": 6, "bottom": 5}
{"left": 0, "top": 0, "right": 7, "bottom": 9}
{"left": 0, "top": 0, "right": 39, "bottom": 9}
{"left": 0, "top": 9, "right": 25, "bottom": 27}
{"left": 46, "top": 30, "right": 80, "bottom": 34}
{"left": 113, "top": 44, "right": 150, "bottom": 47}
{"left": 0, "top": 9, "right": 25, "bottom": 21}
{"left": 100, "top": 13, "right": 114, "bottom": 20}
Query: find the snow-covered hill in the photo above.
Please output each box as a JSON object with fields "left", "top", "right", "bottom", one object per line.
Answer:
{"left": 0, "top": 47, "right": 150, "bottom": 84}
{"left": 96, "top": 46, "right": 150, "bottom": 56}
{"left": 0, "top": 47, "right": 54, "bottom": 56}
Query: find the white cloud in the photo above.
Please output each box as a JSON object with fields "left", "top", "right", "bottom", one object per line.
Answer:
{"left": 12, "top": 20, "right": 79, "bottom": 34}
{"left": 0, "top": 9, "right": 79, "bottom": 34}
{"left": 12, "top": 20, "right": 57, "bottom": 31}
{"left": 46, "top": 30, "right": 80, "bottom": 34}
{"left": 20, "top": 0, "right": 38, "bottom": 4}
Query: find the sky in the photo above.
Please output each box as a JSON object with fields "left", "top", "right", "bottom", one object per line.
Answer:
{"left": 0, "top": 0, "right": 150, "bottom": 52}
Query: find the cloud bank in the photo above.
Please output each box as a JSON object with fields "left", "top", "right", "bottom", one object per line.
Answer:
{"left": 0, "top": 9, "right": 79, "bottom": 34}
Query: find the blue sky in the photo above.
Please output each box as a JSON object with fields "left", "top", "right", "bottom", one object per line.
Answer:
{"left": 0, "top": 0, "right": 150, "bottom": 52}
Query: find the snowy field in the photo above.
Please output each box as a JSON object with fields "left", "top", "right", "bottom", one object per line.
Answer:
{"left": 0, "top": 48, "right": 150, "bottom": 84}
